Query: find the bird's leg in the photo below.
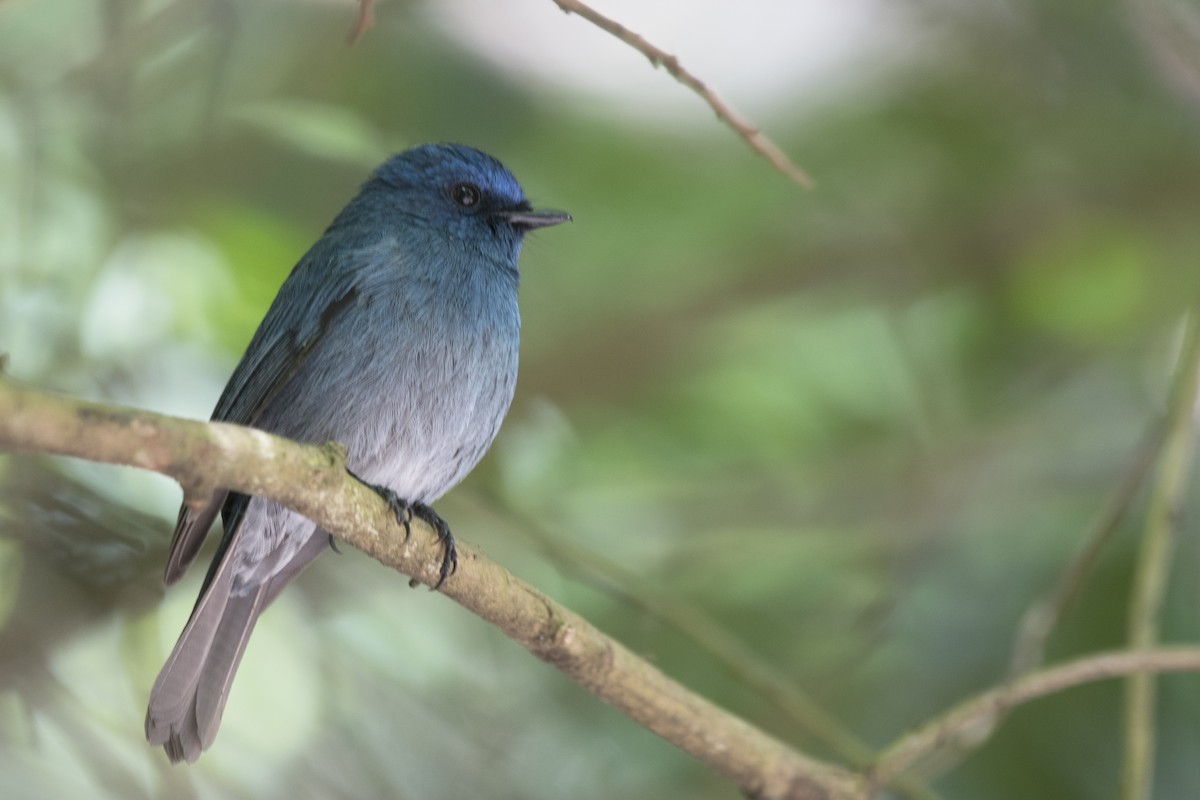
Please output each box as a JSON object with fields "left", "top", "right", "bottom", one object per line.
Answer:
{"left": 371, "top": 485, "right": 416, "bottom": 540}
{"left": 411, "top": 503, "right": 458, "bottom": 589}
{"left": 347, "top": 468, "right": 416, "bottom": 538}
{"left": 347, "top": 469, "right": 456, "bottom": 589}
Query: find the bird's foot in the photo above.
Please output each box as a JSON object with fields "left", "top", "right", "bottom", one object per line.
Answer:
{"left": 411, "top": 503, "right": 458, "bottom": 589}
{"left": 365, "top": 483, "right": 416, "bottom": 540}
{"left": 355, "top": 474, "right": 457, "bottom": 589}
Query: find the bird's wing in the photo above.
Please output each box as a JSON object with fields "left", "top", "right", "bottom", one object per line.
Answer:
{"left": 163, "top": 240, "right": 364, "bottom": 585}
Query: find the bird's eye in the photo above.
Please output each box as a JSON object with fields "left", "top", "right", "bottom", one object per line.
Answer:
{"left": 451, "top": 182, "right": 482, "bottom": 208}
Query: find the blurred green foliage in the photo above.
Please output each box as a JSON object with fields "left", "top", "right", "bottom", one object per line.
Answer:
{"left": 3, "top": 1, "right": 1200, "bottom": 798}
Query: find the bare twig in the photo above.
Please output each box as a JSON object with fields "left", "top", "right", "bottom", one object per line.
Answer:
{"left": 1120, "top": 308, "right": 1200, "bottom": 800}
{"left": 0, "top": 376, "right": 862, "bottom": 800}
{"left": 900, "top": 422, "right": 1166, "bottom": 787}
{"left": 549, "top": 0, "right": 814, "bottom": 189}
{"left": 492, "top": 496, "right": 942, "bottom": 800}
{"left": 869, "top": 648, "right": 1200, "bottom": 791}
{"left": 347, "top": 0, "right": 375, "bottom": 46}
{"left": 1128, "top": 0, "right": 1200, "bottom": 110}
{"left": 1011, "top": 422, "right": 1165, "bottom": 676}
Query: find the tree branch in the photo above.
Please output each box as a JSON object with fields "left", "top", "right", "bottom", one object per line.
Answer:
{"left": 492, "top": 493, "right": 942, "bottom": 800}
{"left": 869, "top": 647, "right": 1200, "bottom": 790}
{"left": 1121, "top": 306, "right": 1200, "bottom": 800}
{"left": 1010, "top": 422, "right": 1164, "bottom": 677}
{"left": 0, "top": 373, "right": 861, "bottom": 800}
{"left": 347, "top": 0, "right": 374, "bottom": 46}
{"left": 549, "top": 0, "right": 815, "bottom": 189}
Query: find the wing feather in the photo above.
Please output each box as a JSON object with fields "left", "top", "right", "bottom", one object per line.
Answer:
{"left": 162, "top": 237, "right": 364, "bottom": 585}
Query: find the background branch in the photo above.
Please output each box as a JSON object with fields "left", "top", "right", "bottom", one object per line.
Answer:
{"left": 0, "top": 374, "right": 861, "bottom": 800}
{"left": 1010, "top": 422, "right": 1164, "bottom": 676}
{"left": 489, "top": 493, "right": 942, "bottom": 800}
{"left": 869, "top": 648, "right": 1200, "bottom": 791}
{"left": 549, "top": 0, "right": 814, "bottom": 188}
{"left": 891, "top": 422, "right": 1168, "bottom": 786}
{"left": 347, "top": 0, "right": 374, "bottom": 45}
{"left": 1120, "top": 306, "right": 1200, "bottom": 800}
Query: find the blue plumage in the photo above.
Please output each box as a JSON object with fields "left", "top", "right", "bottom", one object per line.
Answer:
{"left": 145, "top": 143, "right": 569, "bottom": 763}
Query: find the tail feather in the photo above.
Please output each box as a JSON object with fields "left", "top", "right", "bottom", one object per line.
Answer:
{"left": 146, "top": 529, "right": 330, "bottom": 763}
{"left": 146, "top": 551, "right": 260, "bottom": 764}
{"left": 195, "top": 588, "right": 263, "bottom": 750}
{"left": 161, "top": 704, "right": 201, "bottom": 764}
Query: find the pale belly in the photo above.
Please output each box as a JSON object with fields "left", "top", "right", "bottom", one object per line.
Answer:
{"left": 227, "top": 298, "right": 519, "bottom": 593}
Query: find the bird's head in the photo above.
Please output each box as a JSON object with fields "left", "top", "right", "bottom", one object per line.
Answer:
{"left": 367, "top": 143, "right": 570, "bottom": 267}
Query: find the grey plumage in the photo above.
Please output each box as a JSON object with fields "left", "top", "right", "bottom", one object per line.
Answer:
{"left": 145, "top": 143, "right": 569, "bottom": 763}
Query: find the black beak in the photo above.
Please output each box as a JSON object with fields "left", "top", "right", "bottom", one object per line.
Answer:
{"left": 501, "top": 205, "right": 572, "bottom": 231}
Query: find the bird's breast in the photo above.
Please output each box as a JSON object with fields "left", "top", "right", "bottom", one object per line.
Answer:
{"left": 286, "top": 269, "right": 520, "bottom": 502}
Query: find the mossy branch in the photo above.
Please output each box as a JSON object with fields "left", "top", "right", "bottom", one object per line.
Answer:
{"left": 0, "top": 373, "right": 860, "bottom": 800}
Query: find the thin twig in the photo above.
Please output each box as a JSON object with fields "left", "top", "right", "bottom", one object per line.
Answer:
{"left": 488, "top": 496, "right": 942, "bottom": 800}
{"left": 549, "top": 0, "right": 814, "bottom": 189}
{"left": 1010, "top": 422, "right": 1165, "bottom": 676}
{"left": 900, "top": 422, "right": 1166, "bottom": 787}
{"left": 1128, "top": 0, "right": 1200, "bottom": 110}
{"left": 508, "top": 501, "right": 868, "bottom": 755}
{"left": 869, "top": 647, "right": 1200, "bottom": 791}
{"left": 0, "top": 376, "right": 862, "bottom": 800}
{"left": 1120, "top": 307, "right": 1200, "bottom": 800}
{"left": 347, "top": 0, "right": 375, "bottom": 46}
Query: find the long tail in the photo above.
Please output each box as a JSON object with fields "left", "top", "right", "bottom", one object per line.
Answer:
{"left": 145, "top": 552, "right": 266, "bottom": 764}
{"left": 147, "top": 525, "right": 329, "bottom": 763}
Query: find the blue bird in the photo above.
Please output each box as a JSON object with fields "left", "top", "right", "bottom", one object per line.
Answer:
{"left": 145, "top": 143, "right": 569, "bottom": 763}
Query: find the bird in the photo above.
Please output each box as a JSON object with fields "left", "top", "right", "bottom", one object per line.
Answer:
{"left": 145, "top": 143, "right": 570, "bottom": 764}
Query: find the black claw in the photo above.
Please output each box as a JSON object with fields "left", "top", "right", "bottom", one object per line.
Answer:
{"left": 348, "top": 469, "right": 457, "bottom": 590}
{"left": 359, "top": 477, "right": 415, "bottom": 541}
{"left": 328, "top": 534, "right": 342, "bottom": 554}
{"left": 412, "top": 503, "right": 458, "bottom": 589}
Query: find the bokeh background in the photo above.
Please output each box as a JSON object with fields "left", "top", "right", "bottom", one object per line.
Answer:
{"left": 3, "top": 0, "right": 1200, "bottom": 798}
